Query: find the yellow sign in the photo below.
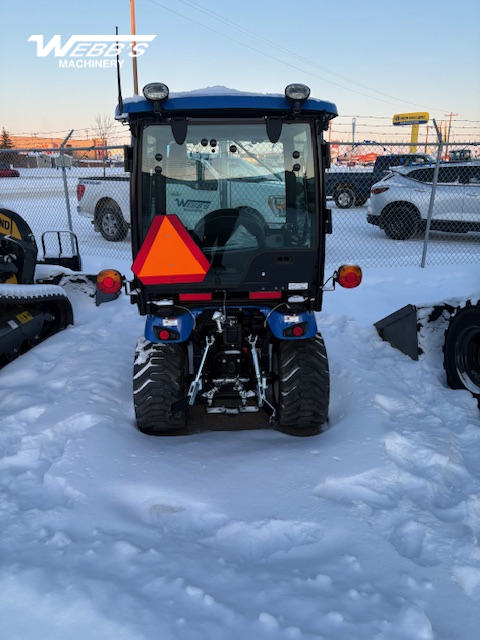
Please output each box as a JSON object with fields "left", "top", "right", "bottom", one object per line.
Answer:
{"left": 0, "top": 212, "right": 21, "bottom": 239}
{"left": 392, "top": 112, "right": 429, "bottom": 126}
{"left": 16, "top": 311, "right": 33, "bottom": 324}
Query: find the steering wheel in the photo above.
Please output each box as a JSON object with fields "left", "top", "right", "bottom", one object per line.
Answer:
{"left": 194, "top": 207, "right": 266, "bottom": 249}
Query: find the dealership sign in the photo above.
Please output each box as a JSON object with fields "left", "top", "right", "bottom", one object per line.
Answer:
{"left": 392, "top": 112, "right": 429, "bottom": 126}
{"left": 28, "top": 35, "right": 156, "bottom": 68}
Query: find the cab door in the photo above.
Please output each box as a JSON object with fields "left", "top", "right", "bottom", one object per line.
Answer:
{"left": 430, "top": 166, "right": 463, "bottom": 222}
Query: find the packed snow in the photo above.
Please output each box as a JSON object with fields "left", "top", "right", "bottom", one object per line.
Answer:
{"left": 1, "top": 258, "right": 479, "bottom": 640}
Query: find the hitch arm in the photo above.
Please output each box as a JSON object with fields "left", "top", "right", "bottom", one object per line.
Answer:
{"left": 187, "top": 335, "right": 215, "bottom": 406}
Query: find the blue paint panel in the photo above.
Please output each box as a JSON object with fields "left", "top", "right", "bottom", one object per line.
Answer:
{"left": 267, "top": 309, "right": 318, "bottom": 340}
{"left": 117, "top": 92, "right": 337, "bottom": 119}
{"left": 145, "top": 312, "right": 194, "bottom": 343}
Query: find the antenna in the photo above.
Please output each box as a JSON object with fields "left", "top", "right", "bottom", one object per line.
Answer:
{"left": 116, "top": 26, "right": 123, "bottom": 114}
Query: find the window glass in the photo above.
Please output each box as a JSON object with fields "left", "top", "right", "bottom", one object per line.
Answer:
{"left": 437, "top": 167, "right": 460, "bottom": 183}
{"left": 408, "top": 168, "right": 435, "bottom": 183}
{"left": 140, "top": 121, "right": 316, "bottom": 286}
{"left": 465, "top": 166, "right": 480, "bottom": 184}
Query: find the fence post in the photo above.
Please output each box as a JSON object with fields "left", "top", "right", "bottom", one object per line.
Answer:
{"left": 421, "top": 121, "right": 443, "bottom": 268}
{"left": 60, "top": 130, "right": 74, "bottom": 235}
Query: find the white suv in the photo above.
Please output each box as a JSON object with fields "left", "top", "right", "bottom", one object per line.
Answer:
{"left": 366, "top": 162, "right": 480, "bottom": 239}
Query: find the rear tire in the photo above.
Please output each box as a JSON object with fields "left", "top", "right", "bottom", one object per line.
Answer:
{"left": 382, "top": 206, "right": 419, "bottom": 240}
{"left": 133, "top": 338, "right": 188, "bottom": 435}
{"left": 272, "top": 334, "right": 329, "bottom": 436}
{"left": 444, "top": 302, "right": 480, "bottom": 402}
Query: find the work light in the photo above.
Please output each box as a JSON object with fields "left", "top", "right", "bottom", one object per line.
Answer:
{"left": 143, "top": 83, "right": 169, "bottom": 102}
{"left": 285, "top": 84, "right": 311, "bottom": 103}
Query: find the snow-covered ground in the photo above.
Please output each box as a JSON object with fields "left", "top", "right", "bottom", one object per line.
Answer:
{"left": 1, "top": 258, "right": 479, "bottom": 640}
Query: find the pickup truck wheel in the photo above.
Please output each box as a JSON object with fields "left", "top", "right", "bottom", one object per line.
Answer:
{"left": 382, "top": 206, "right": 418, "bottom": 240}
{"left": 444, "top": 302, "right": 480, "bottom": 403}
{"left": 272, "top": 333, "right": 329, "bottom": 436}
{"left": 97, "top": 205, "right": 128, "bottom": 242}
{"left": 133, "top": 338, "right": 188, "bottom": 435}
{"left": 334, "top": 187, "right": 356, "bottom": 209}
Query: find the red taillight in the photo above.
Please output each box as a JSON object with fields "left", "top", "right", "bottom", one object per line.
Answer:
{"left": 77, "top": 184, "right": 85, "bottom": 201}
{"left": 159, "top": 329, "right": 170, "bottom": 340}
{"left": 371, "top": 187, "right": 389, "bottom": 195}
{"left": 97, "top": 269, "right": 123, "bottom": 294}
{"left": 283, "top": 322, "right": 308, "bottom": 338}
{"left": 336, "top": 265, "right": 362, "bottom": 289}
{"left": 179, "top": 293, "right": 213, "bottom": 302}
{"left": 249, "top": 291, "right": 282, "bottom": 300}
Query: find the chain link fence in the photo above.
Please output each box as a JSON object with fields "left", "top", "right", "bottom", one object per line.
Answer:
{"left": 327, "top": 141, "right": 480, "bottom": 269}
{"left": 0, "top": 141, "right": 479, "bottom": 271}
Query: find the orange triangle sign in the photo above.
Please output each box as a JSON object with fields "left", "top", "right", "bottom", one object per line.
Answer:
{"left": 132, "top": 215, "right": 210, "bottom": 284}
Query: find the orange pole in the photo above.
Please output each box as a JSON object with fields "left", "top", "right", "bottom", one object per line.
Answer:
{"left": 130, "top": 0, "right": 139, "bottom": 94}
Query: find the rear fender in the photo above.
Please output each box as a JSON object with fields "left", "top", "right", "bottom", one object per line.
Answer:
{"left": 145, "top": 311, "right": 194, "bottom": 343}
{"left": 267, "top": 308, "right": 317, "bottom": 340}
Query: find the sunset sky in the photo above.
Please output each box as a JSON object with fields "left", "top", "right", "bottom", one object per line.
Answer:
{"left": 1, "top": 0, "right": 479, "bottom": 142}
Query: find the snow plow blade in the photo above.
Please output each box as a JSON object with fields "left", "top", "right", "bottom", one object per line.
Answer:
{"left": 375, "top": 302, "right": 456, "bottom": 360}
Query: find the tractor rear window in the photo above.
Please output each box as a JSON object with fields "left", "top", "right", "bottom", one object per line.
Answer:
{"left": 139, "top": 121, "right": 317, "bottom": 285}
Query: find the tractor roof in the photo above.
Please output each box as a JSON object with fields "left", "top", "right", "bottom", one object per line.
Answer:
{"left": 115, "top": 89, "right": 338, "bottom": 122}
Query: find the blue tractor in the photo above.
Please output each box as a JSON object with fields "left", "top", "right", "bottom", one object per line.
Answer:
{"left": 117, "top": 83, "right": 361, "bottom": 436}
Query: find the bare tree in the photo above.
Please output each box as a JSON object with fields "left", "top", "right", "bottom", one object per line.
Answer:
{"left": 92, "top": 113, "right": 116, "bottom": 145}
{"left": 92, "top": 114, "right": 116, "bottom": 175}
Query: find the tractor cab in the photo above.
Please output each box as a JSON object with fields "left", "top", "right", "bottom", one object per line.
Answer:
{"left": 117, "top": 84, "right": 361, "bottom": 435}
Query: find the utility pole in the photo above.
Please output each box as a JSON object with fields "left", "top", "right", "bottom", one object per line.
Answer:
{"left": 130, "top": 0, "right": 139, "bottom": 94}
{"left": 444, "top": 112, "right": 458, "bottom": 158}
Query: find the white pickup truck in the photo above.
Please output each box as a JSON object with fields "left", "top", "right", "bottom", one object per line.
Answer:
{"left": 76, "top": 156, "right": 286, "bottom": 241}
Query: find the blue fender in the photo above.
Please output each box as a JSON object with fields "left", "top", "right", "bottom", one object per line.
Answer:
{"left": 266, "top": 308, "right": 318, "bottom": 340}
{"left": 145, "top": 311, "right": 195, "bottom": 343}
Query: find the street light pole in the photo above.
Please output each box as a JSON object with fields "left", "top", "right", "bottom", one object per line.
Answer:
{"left": 444, "top": 112, "right": 458, "bottom": 158}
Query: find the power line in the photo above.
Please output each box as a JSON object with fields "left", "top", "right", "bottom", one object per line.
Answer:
{"left": 145, "top": 0, "right": 453, "bottom": 114}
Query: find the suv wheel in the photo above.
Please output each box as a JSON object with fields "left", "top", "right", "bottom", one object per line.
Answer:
{"left": 382, "top": 206, "right": 419, "bottom": 240}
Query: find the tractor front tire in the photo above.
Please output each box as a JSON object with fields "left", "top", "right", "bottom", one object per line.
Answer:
{"left": 273, "top": 333, "right": 329, "bottom": 436}
{"left": 133, "top": 338, "right": 188, "bottom": 435}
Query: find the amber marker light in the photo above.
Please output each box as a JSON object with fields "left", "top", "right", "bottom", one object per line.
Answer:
{"left": 97, "top": 269, "right": 123, "bottom": 294}
{"left": 337, "top": 265, "right": 362, "bottom": 289}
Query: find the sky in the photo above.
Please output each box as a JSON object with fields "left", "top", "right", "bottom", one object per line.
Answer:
{"left": 0, "top": 0, "right": 479, "bottom": 143}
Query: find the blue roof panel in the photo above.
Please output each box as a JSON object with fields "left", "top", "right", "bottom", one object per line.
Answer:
{"left": 116, "top": 91, "right": 338, "bottom": 120}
